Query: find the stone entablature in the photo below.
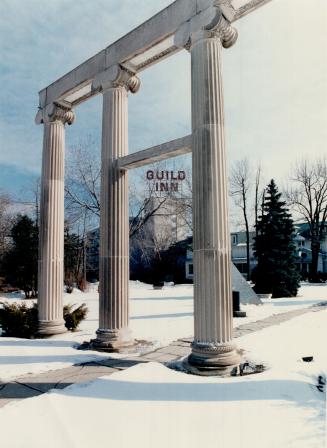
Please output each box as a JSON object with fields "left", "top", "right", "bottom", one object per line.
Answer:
{"left": 37, "top": 0, "right": 272, "bottom": 110}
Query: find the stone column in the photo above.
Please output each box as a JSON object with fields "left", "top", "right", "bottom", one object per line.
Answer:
{"left": 186, "top": 17, "right": 240, "bottom": 374}
{"left": 92, "top": 67, "right": 140, "bottom": 351}
{"left": 36, "top": 104, "right": 75, "bottom": 335}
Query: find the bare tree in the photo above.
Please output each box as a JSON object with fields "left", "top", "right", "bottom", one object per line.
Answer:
{"left": 19, "top": 178, "right": 41, "bottom": 226}
{"left": 31, "top": 178, "right": 41, "bottom": 227}
{"left": 287, "top": 158, "right": 327, "bottom": 282}
{"left": 129, "top": 176, "right": 168, "bottom": 238}
{"left": 65, "top": 138, "right": 192, "bottom": 238}
{"left": 65, "top": 137, "right": 101, "bottom": 225}
{"left": 65, "top": 138, "right": 193, "bottom": 284}
{"left": 230, "top": 158, "right": 251, "bottom": 279}
{"left": 129, "top": 161, "right": 192, "bottom": 242}
{"left": 173, "top": 167, "right": 192, "bottom": 233}
{"left": 0, "top": 191, "right": 14, "bottom": 260}
{"left": 65, "top": 140, "right": 176, "bottom": 236}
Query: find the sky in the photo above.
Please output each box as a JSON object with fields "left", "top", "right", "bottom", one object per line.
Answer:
{"left": 0, "top": 0, "right": 326, "bottom": 204}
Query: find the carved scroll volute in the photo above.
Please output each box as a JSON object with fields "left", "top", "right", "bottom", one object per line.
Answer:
{"left": 174, "top": 5, "right": 238, "bottom": 51}
{"left": 92, "top": 65, "right": 141, "bottom": 94}
{"left": 35, "top": 103, "right": 75, "bottom": 126}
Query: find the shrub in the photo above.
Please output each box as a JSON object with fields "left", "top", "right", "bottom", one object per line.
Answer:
{"left": 63, "top": 303, "right": 88, "bottom": 331}
{"left": 0, "top": 302, "right": 38, "bottom": 338}
{"left": 317, "top": 272, "right": 327, "bottom": 283}
{"left": 0, "top": 302, "right": 88, "bottom": 337}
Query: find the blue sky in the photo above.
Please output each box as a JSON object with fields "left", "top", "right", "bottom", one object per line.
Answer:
{"left": 0, "top": 0, "right": 326, "bottom": 202}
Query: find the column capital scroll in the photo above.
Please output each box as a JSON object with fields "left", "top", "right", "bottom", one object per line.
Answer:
{"left": 35, "top": 103, "right": 75, "bottom": 126}
{"left": 175, "top": 7, "right": 238, "bottom": 51}
{"left": 92, "top": 65, "right": 140, "bottom": 94}
{"left": 208, "top": 10, "right": 238, "bottom": 48}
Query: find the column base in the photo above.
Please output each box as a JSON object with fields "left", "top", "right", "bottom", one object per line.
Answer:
{"left": 183, "top": 341, "right": 241, "bottom": 376}
{"left": 38, "top": 319, "right": 67, "bottom": 336}
{"left": 90, "top": 328, "right": 134, "bottom": 352}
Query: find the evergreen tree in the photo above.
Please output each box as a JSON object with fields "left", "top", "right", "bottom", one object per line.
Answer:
{"left": 253, "top": 179, "right": 300, "bottom": 298}
{"left": 4, "top": 215, "right": 38, "bottom": 298}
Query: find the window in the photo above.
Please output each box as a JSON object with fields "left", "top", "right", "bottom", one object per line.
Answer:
{"left": 188, "top": 264, "right": 194, "bottom": 275}
{"left": 231, "top": 234, "right": 237, "bottom": 245}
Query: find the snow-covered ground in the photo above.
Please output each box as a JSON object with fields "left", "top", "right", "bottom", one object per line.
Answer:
{"left": 0, "top": 298, "right": 326, "bottom": 448}
{"left": 1, "top": 282, "right": 327, "bottom": 382}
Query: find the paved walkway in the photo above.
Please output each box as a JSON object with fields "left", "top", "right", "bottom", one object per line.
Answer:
{"left": 1, "top": 302, "right": 326, "bottom": 408}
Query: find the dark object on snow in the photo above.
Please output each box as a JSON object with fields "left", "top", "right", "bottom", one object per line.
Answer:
{"left": 66, "top": 285, "right": 74, "bottom": 294}
{"left": 316, "top": 375, "right": 325, "bottom": 393}
{"left": 233, "top": 291, "right": 246, "bottom": 318}
{"left": 239, "top": 362, "right": 265, "bottom": 376}
{"left": 302, "top": 356, "right": 313, "bottom": 362}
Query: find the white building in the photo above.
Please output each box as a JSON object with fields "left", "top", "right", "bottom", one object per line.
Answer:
{"left": 142, "top": 196, "right": 191, "bottom": 250}
{"left": 230, "top": 231, "right": 256, "bottom": 278}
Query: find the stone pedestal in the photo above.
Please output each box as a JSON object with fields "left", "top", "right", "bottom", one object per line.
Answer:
{"left": 185, "top": 28, "right": 240, "bottom": 375}
{"left": 92, "top": 76, "right": 138, "bottom": 351}
{"left": 37, "top": 104, "right": 74, "bottom": 335}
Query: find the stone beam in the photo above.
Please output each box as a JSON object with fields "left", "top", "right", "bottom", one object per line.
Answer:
{"left": 39, "top": 0, "right": 199, "bottom": 109}
{"left": 217, "top": 0, "right": 273, "bottom": 22}
{"left": 38, "top": 0, "right": 274, "bottom": 109}
{"left": 117, "top": 135, "right": 192, "bottom": 170}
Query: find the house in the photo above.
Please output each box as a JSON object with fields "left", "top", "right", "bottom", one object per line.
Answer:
{"left": 229, "top": 225, "right": 327, "bottom": 280}
{"left": 230, "top": 231, "right": 256, "bottom": 279}
{"left": 184, "top": 234, "right": 257, "bottom": 282}
{"left": 293, "top": 223, "right": 327, "bottom": 276}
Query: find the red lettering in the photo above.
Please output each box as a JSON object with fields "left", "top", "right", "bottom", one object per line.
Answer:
{"left": 146, "top": 170, "right": 154, "bottom": 180}
{"left": 178, "top": 171, "right": 186, "bottom": 180}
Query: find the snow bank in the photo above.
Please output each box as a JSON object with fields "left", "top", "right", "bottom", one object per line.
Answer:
{"left": 1, "top": 308, "right": 326, "bottom": 448}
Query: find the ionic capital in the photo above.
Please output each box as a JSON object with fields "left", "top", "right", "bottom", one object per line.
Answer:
{"left": 208, "top": 10, "right": 238, "bottom": 48}
{"left": 175, "top": 6, "right": 238, "bottom": 51}
{"left": 92, "top": 65, "right": 140, "bottom": 94}
{"left": 35, "top": 103, "right": 75, "bottom": 125}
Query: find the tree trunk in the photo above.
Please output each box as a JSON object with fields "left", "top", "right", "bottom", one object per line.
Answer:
{"left": 310, "top": 240, "right": 320, "bottom": 282}
{"left": 242, "top": 189, "right": 251, "bottom": 280}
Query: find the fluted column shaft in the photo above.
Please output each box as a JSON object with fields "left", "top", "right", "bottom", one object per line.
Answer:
{"left": 94, "top": 86, "right": 132, "bottom": 349}
{"left": 38, "top": 113, "right": 70, "bottom": 335}
{"left": 187, "top": 31, "right": 239, "bottom": 372}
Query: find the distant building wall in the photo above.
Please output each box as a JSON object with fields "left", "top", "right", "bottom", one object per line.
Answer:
{"left": 142, "top": 197, "right": 191, "bottom": 250}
